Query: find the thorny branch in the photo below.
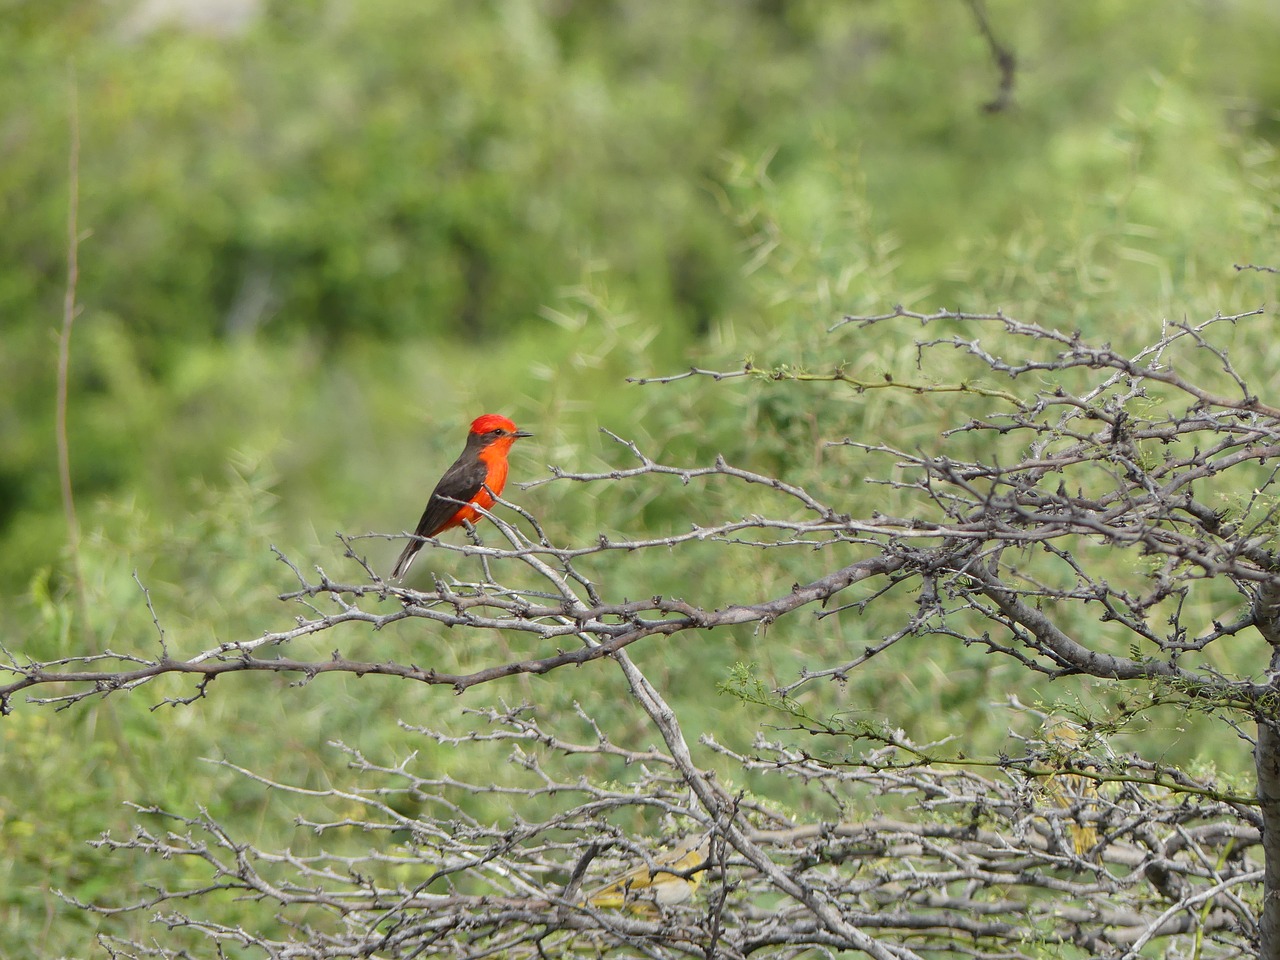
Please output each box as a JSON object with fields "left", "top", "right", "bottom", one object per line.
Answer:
{"left": 81, "top": 707, "right": 1260, "bottom": 958}
{"left": 13, "top": 307, "right": 1275, "bottom": 710}
{"left": 13, "top": 306, "right": 1280, "bottom": 955}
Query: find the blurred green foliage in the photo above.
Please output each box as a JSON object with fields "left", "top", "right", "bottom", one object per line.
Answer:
{"left": 3, "top": 0, "right": 1280, "bottom": 953}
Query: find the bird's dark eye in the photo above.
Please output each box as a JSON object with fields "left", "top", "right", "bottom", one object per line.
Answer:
{"left": 489, "top": 429, "right": 503, "bottom": 437}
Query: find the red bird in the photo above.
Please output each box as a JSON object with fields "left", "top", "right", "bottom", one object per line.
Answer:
{"left": 391, "top": 414, "right": 532, "bottom": 580}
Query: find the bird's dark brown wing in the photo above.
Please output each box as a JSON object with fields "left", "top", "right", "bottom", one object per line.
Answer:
{"left": 391, "top": 452, "right": 489, "bottom": 580}
{"left": 411, "top": 457, "right": 489, "bottom": 538}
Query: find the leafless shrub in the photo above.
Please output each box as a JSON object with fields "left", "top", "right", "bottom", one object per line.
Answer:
{"left": 10, "top": 305, "right": 1280, "bottom": 957}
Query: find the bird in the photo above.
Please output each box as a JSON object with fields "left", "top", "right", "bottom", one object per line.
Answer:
{"left": 390, "top": 413, "right": 532, "bottom": 580}
{"left": 1040, "top": 717, "right": 1100, "bottom": 857}
{"left": 582, "top": 836, "right": 710, "bottom": 914}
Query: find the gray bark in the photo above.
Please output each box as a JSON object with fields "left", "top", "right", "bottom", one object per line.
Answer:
{"left": 1253, "top": 579, "right": 1280, "bottom": 960}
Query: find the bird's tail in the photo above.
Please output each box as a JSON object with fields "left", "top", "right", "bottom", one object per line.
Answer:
{"left": 390, "top": 540, "right": 420, "bottom": 580}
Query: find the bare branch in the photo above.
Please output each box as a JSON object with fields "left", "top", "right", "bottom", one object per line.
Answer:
{"left": 56, "top": 64, "right": 89, "bottom": 638}
{"left": 19, "top": 302, "right": 1280, "bottom": 956}
{"left": 962, "top": 0, "right": 1017, "bottom": 112}
{"left": 81, "top": 707, "right": 1263, "bottom": 958}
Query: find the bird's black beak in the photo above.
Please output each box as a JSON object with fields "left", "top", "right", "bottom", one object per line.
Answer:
{"left": 513, "top": 429, "right": 533, "bottom": 439}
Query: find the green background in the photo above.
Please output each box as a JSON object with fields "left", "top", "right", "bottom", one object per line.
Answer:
{"left": 2, "top": 1, "right": 1278, "bottom": 953}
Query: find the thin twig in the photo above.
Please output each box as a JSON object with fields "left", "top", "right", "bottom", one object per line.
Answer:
{"left": 963, "top": 0, "right": 1017, "bottom": 112}
{"left": 56, "top": 62, "right": 89, "bottom": 638}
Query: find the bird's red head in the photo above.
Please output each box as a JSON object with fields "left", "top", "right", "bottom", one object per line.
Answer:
{"left": 469, "top": 413, "right": 521, "bottom": 436}
{"left": 468, "top": 415, "right": 532, "bottom": 447}
{"left": 471, "top": 414, "right": 519, "bottom": 435}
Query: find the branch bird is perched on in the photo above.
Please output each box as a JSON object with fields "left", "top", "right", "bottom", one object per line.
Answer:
{"left": 391, "top": 414, "right": 532, "bottom": 580}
